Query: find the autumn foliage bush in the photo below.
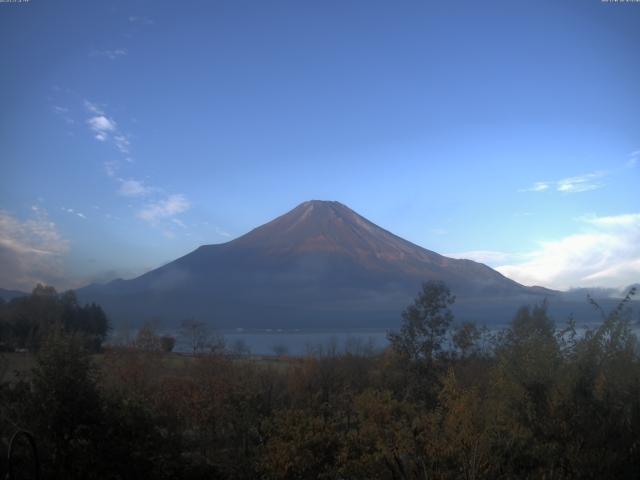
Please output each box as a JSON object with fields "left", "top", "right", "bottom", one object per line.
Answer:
{"left": 0, "top": 283, "right": 638, "bottom": 479}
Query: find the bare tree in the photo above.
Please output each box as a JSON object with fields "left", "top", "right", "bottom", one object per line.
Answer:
{"left": 180, "top": 318, "right": 209, "bottom": 355}
{"left": 180, "top": 318, "right": 225, "bottom": 355}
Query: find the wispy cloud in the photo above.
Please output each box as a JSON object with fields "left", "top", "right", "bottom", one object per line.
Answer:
{"left": 52, "top": 105, "right": 74, "bottom": 125}
{"left": 556, "top": 172, "right": 605, "bottom": 193}
{"left": 0, "top": 207, "right": 69, "bottom": 290}
{"left": 137, "top": 194, "right": 191, "bottom": 224}
{"left": 495, "top": 212, "right": 640, "bottom": 290}
{"left": 104, "top": 160, "right": 119, "bottom": 177}
{"left": 87, "top": 115, "right": 117, "bottom": 141}
{"left": 84, "top": 100, "right": 131, "bottom": 154}
{"left": 84, "top": 100, "right": 104, "bottom": 115}
{"left": 61, "top": 207, "right": 87, "bottom": 219}
{"left": 626, "top": 149, "right": 639, "bottom": 168}
{"left": 128, "top": 16, "right": 154, "bottom": 25}
{"left": 117, "top": 178, "right": 153, "bottom": 197}
{"left": 521, "top": 171, "right": 606, "bottom": 194}
{"left": 80, "top": 99, "right": 193, "bottom": 234}
{"left": 90, "top": 48, "right": 128, "bottom": 60}
{"left": 519, "top": 181, "right": 550, "bottom": 193}
{"left": 113, "top": 135, "right": 130, "bottom": 154}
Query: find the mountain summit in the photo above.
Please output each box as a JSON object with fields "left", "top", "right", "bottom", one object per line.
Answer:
{"left": 78, "top": 201, "right": 550, "bottom": 328}
{"left": 233, "top": 200, "right": 450, "bottom": 262}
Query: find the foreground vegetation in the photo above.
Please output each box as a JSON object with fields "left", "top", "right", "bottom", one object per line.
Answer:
{"left": 0, "top": 282, "right": 638, "bottom": 479}
{"left": 0, "top": 284, "right": 108, "bottom": 353}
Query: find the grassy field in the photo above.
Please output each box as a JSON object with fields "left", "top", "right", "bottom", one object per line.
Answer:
{"left": 0, "top": 350, "right": 294, "bottom": 385}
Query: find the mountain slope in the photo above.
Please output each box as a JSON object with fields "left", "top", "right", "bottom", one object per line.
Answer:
{"left": 0, "top": 288, "right": 29, "bottom": 302}
{"left": 77, "top": 201, "right": 552, "bottom": 328}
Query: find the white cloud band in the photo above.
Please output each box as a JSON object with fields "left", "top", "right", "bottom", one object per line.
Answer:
{"left": 494, "top": 213, "right": 640, "bottom": 289}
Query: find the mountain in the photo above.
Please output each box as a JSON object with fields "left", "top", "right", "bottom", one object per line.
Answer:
{"left": 621, "top": 284, "right": 640, "bottom": 298}
{"left": 77, "top": 200, "right": 557, "bottom": 328}
{"left": 0, "top": 288, "right": 29, "bottom": 302}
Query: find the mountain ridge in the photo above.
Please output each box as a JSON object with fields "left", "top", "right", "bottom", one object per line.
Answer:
{"left": 0, "top": 288, "right": 29, "bottom": 302}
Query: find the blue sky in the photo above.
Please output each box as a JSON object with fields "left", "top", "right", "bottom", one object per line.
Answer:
{"left": 1, "top": 0, "right": 639, "bottom": 291}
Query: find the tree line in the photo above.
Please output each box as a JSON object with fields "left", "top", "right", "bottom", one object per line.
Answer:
{"left": 0, "top": 281, "right": 638, "bottom": 479}
{"left": 0, "top": 284, "right": 109, "bottom": 353}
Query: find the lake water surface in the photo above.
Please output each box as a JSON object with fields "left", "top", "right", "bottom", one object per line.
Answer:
{"left": 179, "top": 329, "right": 391, "bottom": 356}
{"left": 116, "top": 321, "right": 637, "bottom": 357}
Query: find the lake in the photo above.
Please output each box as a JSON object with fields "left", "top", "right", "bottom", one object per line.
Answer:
{"left": 177, "top": 328, "right": 391, "bottom": 356}
{"left": 112, "top": 320, "right": 638, "bottom": 357}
